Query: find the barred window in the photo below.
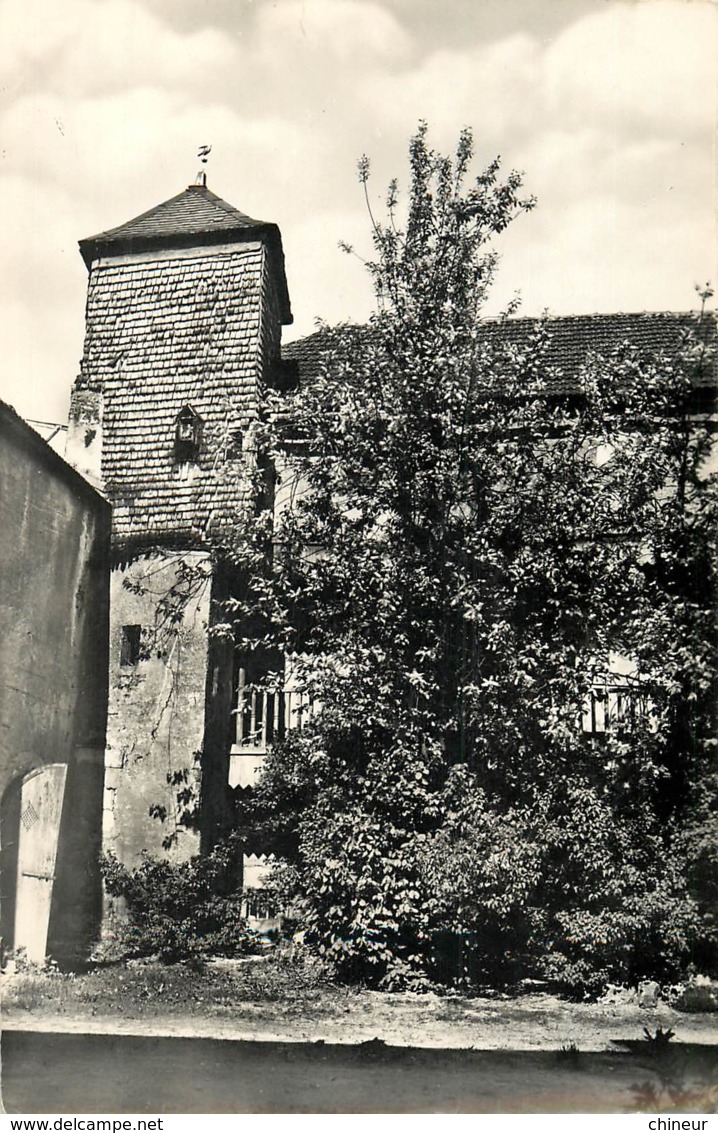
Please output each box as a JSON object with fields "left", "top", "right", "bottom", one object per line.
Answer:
{"left": 581, "top": 653, "right": 657, "bottom": 735}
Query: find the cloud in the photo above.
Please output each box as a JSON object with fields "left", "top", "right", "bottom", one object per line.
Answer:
{"left": 360, "top": 0, "right": 716, "bottom": 150}
{"left": 359, "top": 34, "right": 541, "bottom": 154}
{"left": 255, "top": 0, "right": 412, "bottom": 65}
{"left": 352, "top": 1, "right": 715, "bottom": 321}
{"left": 544, "top": 0, "right": 716, "bottom": 137}
{"left": 282, "top": 208, "right": 377, "bottom": 339}
{"left": 0, "top": 0, "right": 237, "bottom": 99}
{"left": 492, "top": 177, "right": 715, "bottom": 320}
{"left": 0, "top": 0, "right": 714, "bottom": 422}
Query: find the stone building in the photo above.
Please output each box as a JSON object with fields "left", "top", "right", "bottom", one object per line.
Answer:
{"left": 65, "top": 177, "right": 293, "bottom": 885}
{"left": 0, "top": 401, "right": 110, "bottom": 963}
{"left": 64, "top": 173, "right": 716, "bottom": 893}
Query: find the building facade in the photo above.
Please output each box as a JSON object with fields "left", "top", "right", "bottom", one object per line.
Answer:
{"left": 65, "top": 178, "right": 293, "bottom": 886}
{"left": 64, "top": 175, "right": 716, "bottom": 899}
{"left": 0, "top": 402, "right": 110, "bottom": 963}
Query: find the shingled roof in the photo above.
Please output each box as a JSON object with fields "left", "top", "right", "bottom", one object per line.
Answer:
{"left": 80, "top": 182, "right": 292, "bottom": 324}
{"left": 282, "top": 311, "right": 716, "bottom": 397}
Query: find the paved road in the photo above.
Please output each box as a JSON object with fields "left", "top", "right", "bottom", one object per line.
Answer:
{"left": 3, "top": 1031, "right": 717, "bottom": 1113}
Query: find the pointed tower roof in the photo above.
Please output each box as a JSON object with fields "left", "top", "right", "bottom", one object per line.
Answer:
{"left": 79, "top": 182, "right": 292, "bottom": 324}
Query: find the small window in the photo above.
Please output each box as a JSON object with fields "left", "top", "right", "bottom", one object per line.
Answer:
{"left": 174, "top": 405, "right": 203, "bottom": 464}
{"left": 120, "top": 625, "right": 142, "bottom": 667}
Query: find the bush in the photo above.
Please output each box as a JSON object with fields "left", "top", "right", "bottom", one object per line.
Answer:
{"left": 100, "top": 837, "right": 263, "bottom": 963}
{"left": 417, "top": 767, "right": 715, "bottom": 997}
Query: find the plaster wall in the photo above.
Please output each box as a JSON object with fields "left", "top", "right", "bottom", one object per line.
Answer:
{"left": 104, "top": 551, "right": 211, "bottom": 869}
{"left": 0, "top": 405, "right": 110, "bottom": 960}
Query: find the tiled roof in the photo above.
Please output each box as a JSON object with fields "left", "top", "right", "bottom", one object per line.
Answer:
{"left": 80, "top": 184, "right": 292, "bottom": 324}
{"left": 479, "top": 312, "right": 716, "bottom": 393}
{"left": 282, "top": 312, "right": 717, "bottom": 395}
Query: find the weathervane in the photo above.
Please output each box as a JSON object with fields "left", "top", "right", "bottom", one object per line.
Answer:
{"left": 195, "top": 145, "right": 212, "bottom": 187}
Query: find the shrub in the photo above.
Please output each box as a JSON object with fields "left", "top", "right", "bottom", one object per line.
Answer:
{"left": 100, "top": 837, "right": 263, "bottom": 963}
{"left": 417, "top": 766, "right": 714, "bottom": 997}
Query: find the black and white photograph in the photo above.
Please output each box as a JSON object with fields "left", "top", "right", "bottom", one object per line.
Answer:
{"left": 0, "top": 0, "right": 716, "bottom": 1118}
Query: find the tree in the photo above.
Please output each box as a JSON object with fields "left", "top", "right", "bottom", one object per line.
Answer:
{"left": 230, "top": 124, "right": 717, "bottom": 992}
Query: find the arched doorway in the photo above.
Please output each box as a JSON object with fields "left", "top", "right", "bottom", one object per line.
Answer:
{"left": 0, "top": 764, "right": 67, "bottom": 965}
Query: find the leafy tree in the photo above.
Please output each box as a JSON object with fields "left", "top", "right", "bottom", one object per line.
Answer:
{"left": 228, "top": 124, "right": 716, "bottom": 992}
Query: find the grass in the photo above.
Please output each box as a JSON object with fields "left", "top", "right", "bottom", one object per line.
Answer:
{"left": 556, "top": 1041, "right": 582, "bottom": 1066}
{"left": 3, "top": 953, "right": 349, "bottom": 1021}
{"left": 435, "top": 997, "right": 470, "bottom": 1023}
{"left": 4, "top": 956, "right": 718, "bottom": 1057}
{"left": 3, "top": 975, "right": 54, "bottom": 1013}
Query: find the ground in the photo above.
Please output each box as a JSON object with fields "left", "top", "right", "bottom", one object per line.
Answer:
{"left": 2, "top": 954, "right": 717, "bottom": 1052}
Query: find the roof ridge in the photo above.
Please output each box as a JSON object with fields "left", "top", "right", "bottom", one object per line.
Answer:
{"left": 480, "top": 310, "right": 712, "bottom": 324}
{"left": 201, "top": 185, "right": 264, "bottom": 226}
{"left": 81, "top": 184, "right": 269, "bottom": 247}
{"left": 281, "top": 311, "right": 716, "bottom": 392}
{"left": 89, "top": 187, "right": 192, "bottom": 242}
{"left": 284, "top": 310, "right": 715, "bottom": 347}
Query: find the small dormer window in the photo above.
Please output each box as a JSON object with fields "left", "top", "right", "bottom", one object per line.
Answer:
{"left": 174, "top": 405, "right": 203, "bottom": 465}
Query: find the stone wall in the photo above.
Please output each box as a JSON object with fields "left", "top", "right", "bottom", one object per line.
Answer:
{"left": 0, "top": 403, "right": 110, "bottom": 961}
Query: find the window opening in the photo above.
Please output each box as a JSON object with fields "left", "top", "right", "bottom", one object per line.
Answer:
{"left": 581, "top": 653, "right": 657, "bottom": 735}
{"left": 234, "top": 653, "right": 283, "bottom": 753}
{"left": 120, "top": 624, "right": 142, "bottom": 667}
{"left": 174, "top": 405, "right": 203, "bottom": 465}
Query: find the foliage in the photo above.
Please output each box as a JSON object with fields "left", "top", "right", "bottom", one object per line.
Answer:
{"left": 418, "top": 765, "right": 709, "bottom": 996}
{"left": 100, "top": 837, "right": 260, "bottom": 963}
{"left": 228, "top": 125, "right": 716, "bottom": 992}
{"left": 643, "top": 1026, "right": 675, "bottom": 1046}
{"left": 148, "top": 762, "right": 201, "bottom": 852}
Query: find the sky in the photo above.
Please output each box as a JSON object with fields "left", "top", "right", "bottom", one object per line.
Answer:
{"left": 0, "top": 0, "right": 715, "bottom": 424}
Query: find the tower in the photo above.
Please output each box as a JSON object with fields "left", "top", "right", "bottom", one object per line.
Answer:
{"left": 65, "top": 179, "right": 292, "bottom": 869}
